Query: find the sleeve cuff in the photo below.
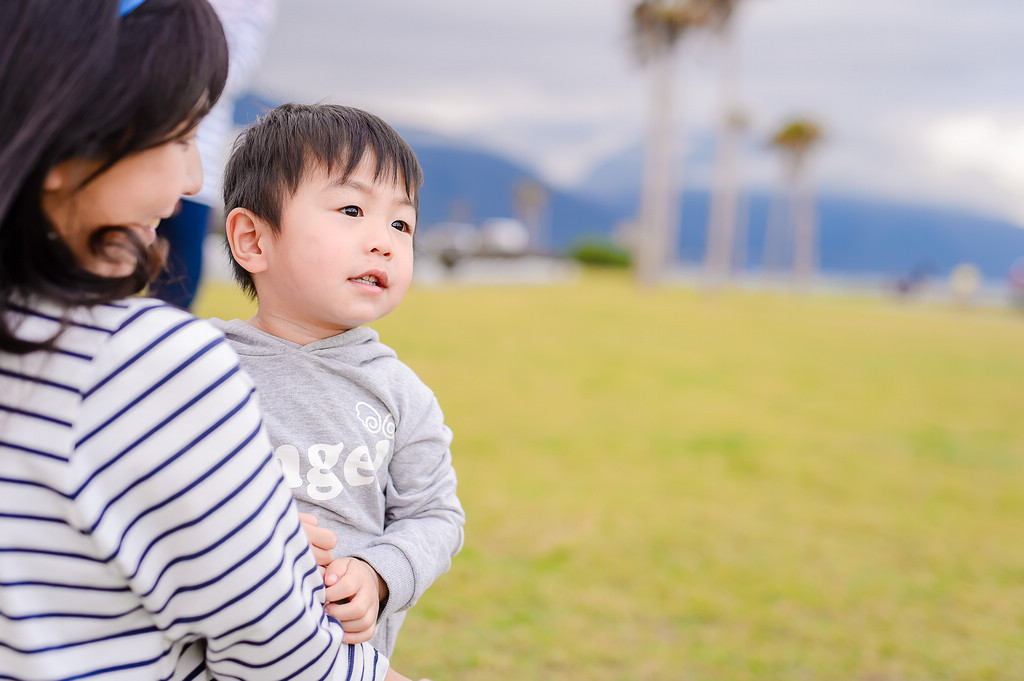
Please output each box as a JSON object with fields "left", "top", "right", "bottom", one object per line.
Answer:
{"left": 351, "top": 542, "right": 416, "bottom": 620}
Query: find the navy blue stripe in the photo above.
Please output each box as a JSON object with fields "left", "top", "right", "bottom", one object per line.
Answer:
{"left": 179, "top": 656, "right": 207, "bottom": 681}
{"left": 60, "top": 657, "right": 164, "bottom": 681}
{"left": 0, "top": 648, "right": 175, "bottom": 681}
{"left": 0, "top": 439, "right": 70, "bottom": 462}
{"left": 0, "top": 475, "right": 70, "bottom": 497}
{"left": 83, "top": 315, "right": 199, "bottom": 398}
{"left": 51, "top": 346, "right": 94, "bottom": 361}
{"left": 111, "top": 302, "right": 161, "bottom": 331}
{"left": 77, "top": 336, "right": 224, "bottom": 445}
{"left": 154, "top": 641, "right": 203, "bottom": 681}
{"left": 5, "top": 301, "right": 140, "bottom": 345}
{"left": 75, "top": 364, "right": 243, "bottom": 502}
{"left": 0, "top": 366, "right": 78, "bottom": 393}
{"left": 0, "top": 578, "right": 129, "bottom": 592}
{"left": 0, "top": 547, "right": 99, "bottom": 562}
{"left": 0, "top": 540, "right": 97, "bottom": 557}
{"left": 0, "top": 403, "right": 72, "bottom": 427}
{"left": 0, "top": 625, "right": 156, "bottom": 654}
{"left": 0, "top": 602, "right": 142, "bottom": 621}
{"left": 5, "top": 301, "right": 60, "bottom": 321}
{"left": 5, "top": 302, "right": 113, "bottom": 333}
{"left": 0, "top": 510, "right": 65, "bottom": 523}
{"left": 78, "top": 372, "right": 248, "bottom": 521}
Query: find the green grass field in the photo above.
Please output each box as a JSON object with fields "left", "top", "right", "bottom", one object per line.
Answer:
{"left": 196, "top": 271, "right": 1024, "bottom": 680}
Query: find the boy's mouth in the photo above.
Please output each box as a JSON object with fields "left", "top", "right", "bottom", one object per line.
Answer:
{"left": 350, "top": 271, "right": 387, "bottom": 288}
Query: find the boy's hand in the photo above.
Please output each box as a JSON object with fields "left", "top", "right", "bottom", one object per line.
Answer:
{"left": 298, "top": 513, "right": 337, "bottom": 570}
{"left": 324, "top": 557, "right": 388, "bottom": 643}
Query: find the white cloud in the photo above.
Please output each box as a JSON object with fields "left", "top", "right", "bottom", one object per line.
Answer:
{"left": 924, "top": 115, "right": 1024, "bottom": 181}
{"left": 921, "top": 114, "right": 1024, "bottom": 221}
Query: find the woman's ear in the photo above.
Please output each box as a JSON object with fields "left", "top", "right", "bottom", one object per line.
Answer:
{"left": 43, "top": 161, "right": 75, "bottom": 192}
{"left": 43, "top": 159, "right": 95, "bottom": 193}
{"left": 225, "top": 207, "right": 270, "bottom": 274}
{"left": 43, "top": 167, "right": 65, "bottom": 192}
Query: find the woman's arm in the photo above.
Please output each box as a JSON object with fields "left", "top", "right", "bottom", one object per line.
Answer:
{"left": 72, "top": 306, "right": 390, "bottom": 679}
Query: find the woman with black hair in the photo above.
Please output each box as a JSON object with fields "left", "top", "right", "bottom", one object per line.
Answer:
{"left": 0, "top": 2, "right": 412, "bottom": 678}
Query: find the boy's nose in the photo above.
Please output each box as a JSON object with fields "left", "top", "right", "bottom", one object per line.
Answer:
{"left": 368, "top": 221, "right": 393, "bottom": 258}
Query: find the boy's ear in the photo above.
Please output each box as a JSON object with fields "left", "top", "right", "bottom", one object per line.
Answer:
{"left": 224, "top": 207, "right": 270, "bottom": 275}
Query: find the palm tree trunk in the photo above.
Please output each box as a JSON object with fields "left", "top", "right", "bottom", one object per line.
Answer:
{"left": 703, "top": 24, "right": 741, "bottom": 288}
{"left": 761, "top": 178, "right": 790, "bottom": 275}
{"left": 636, "top": 48, "right": 678, "bottom": 285}
{"left": 791, "top": 165, "right": 816, "bottom": 285}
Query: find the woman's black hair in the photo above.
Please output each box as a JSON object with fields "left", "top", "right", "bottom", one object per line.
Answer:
{"left": 0, "top": 0, "right": 228, "bottom": 353}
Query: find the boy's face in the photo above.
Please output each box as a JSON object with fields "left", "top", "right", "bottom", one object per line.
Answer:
{"left": 252, "top": 156, "right": 416, "bottom": 343}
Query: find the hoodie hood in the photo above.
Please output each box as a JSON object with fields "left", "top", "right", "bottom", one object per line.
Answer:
{"left": 211, "top": 319, "right": 396, "bottom": 367}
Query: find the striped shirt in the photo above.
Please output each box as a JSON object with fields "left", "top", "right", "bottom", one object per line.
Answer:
{"left": 0, "top": 297, "right": 388, "bottom": 680}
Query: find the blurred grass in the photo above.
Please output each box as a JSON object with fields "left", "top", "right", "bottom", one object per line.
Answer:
{"left": 195, "top": 271, "right": 1024, "bottom": 681}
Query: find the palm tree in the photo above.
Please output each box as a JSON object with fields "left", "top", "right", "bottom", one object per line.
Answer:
{"left": 769, "top": 118, "right": 823, "bottom": 284}
{"left": 630, "top": 0, "right": 710, "bottom": 284}
{"left": 514, "top": 179, "right": 548, "bottom": 253}
{"left": 701, "top": 0, "right": 746, "bottom": 288}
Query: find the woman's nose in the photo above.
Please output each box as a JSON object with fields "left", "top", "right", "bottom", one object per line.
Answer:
{"left": 181, "top": 142, "right": 203, "bottom": 197}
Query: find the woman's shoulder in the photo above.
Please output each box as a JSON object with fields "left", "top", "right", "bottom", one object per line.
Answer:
{"left": 76, "top": 297, "right": 224, "bottom": 344}
{"left": 60, "top": 297, "right": 240, "bottom": 380}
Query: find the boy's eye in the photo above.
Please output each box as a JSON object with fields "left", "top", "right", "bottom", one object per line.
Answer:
{"left": 340, "top": 206, "right": 362, "bottom": 217}
{"left": 391, "top": 220, "right": 413, "bottom": 234}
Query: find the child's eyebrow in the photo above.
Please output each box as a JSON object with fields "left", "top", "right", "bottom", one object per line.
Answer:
{"left": 328, "top": 176, "right": 416, "bottom": 209}
{"left": 328, "top": 176, "right": 371, "bottom": 193}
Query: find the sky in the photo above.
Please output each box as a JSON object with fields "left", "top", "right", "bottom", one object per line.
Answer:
{"left": 250, "top": 0, "right": 1024, "bottom": 226}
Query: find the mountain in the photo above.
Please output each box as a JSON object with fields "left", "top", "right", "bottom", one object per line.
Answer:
{"left": 408, "top": 136, "right": 1024, "bottom": 282}
{"left": 676, "top": 191, "right": 1024, "bottom": 280}
{"left": 411, "top": 143, "right": 619, "bottom": 251}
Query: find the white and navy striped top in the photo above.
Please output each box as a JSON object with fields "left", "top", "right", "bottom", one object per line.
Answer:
{"left": 0, "top": 297, "right": 388, "bottom": 680}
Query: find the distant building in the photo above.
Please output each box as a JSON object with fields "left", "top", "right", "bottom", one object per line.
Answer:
{"left": 1009, "top": 258, "right": 1024, "bottom": 308}
{"left": 415, "top": 218, "right": 576, "bottom": 285}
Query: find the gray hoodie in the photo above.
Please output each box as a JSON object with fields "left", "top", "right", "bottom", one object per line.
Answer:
{"left": 213, "top": 319, "right": 465, "bottom": 656}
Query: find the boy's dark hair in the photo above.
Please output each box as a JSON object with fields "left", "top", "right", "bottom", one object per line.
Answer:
{"left": 222, "top": 103, "right": 424, "bottom": 298}
{"left": 0, "top": 0, "right": 228, "bottom": 353}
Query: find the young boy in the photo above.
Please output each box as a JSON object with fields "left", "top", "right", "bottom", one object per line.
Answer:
{"left": 213, "top": 103, "right": 465, "bottom": 657}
